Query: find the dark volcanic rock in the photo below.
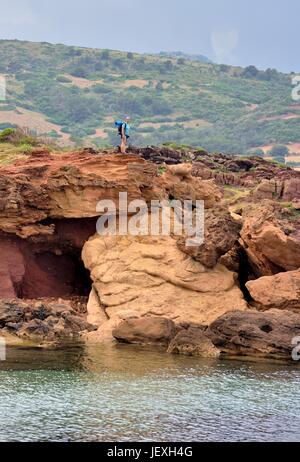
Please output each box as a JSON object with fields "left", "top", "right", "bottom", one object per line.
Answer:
{"left": 131, "top": 146, "right": 183, "bottom": 164}
{"left": 0, "top": 299, "right": 96, "bottom": 344}
{"left": 207, "top": 310, "right": 300, "bottom": 360}
{"left": 167, "top": 326, "right": 220, "bottom": 358}
{"left": 0, "top": 300, "right": 25, "bottom": 325}
{"left": 177, "top": 205, "right": 241, "bottom": 268}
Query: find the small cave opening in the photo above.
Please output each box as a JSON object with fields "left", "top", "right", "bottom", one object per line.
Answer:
{"left": 1, "top": 217, "right": 98, "bottom": 301}
{"left": 19, "top": 249, "right": 92, "bottom": 300}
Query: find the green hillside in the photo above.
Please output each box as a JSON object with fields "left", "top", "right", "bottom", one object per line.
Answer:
{"left": 0, "top": 39, "right": 299, "bottom": 155}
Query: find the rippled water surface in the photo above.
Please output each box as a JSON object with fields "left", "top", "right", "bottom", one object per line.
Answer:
{"left": 0, "top": 344, "right": 299, "bottom": 442}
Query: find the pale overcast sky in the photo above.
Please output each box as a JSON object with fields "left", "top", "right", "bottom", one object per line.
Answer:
{"left": 0, "top": 0, "right": 298, "bottom": 72}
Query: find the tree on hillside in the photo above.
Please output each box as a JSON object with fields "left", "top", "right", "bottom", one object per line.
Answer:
{"left": 257, "top": 68, "right": 279, "bottom": 81}
{"left": 112, "top": 58, "right": 124, "bottom": 69}
{"left": 101, "top": 50, "right": 110, "bottom": 60}
{"left": 70, "top": 67, "right": 88, "bottom": 78}
{"left": 248, "top": 148, "right": 265, "bottom": 157}
{"left": 219, "top": 64, "right": 230, "bottom": 73}
{"left": 243, "top": 65, "right": 259, "bottom": 79}
{"left": 164, "top": 60, "right": 173, "bottom": 72}
{"left": 270, "top": 145, "right": 289, "bottom": 163}
{"left": 66, "top": 48, "right": 82, "bottom": 57}
{"left": 95, "top": 62, "right": 103, "bottom": 71}
{"left": 156, "top": 81, "right": 164, "bottom": 92}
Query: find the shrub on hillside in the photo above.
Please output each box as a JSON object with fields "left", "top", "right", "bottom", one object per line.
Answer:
{"left": 270, "top": 145, "right": 289, "bottom": 159}
{"left": 70, "top": 67, "right": 88, "bottom": 78}
{"left": 101, "top": 50, "right": 110, "bottom": 60}
{"left": 243, "top": 65, "right": 259, "bottom": 79}
{"left": 18, "top": 143, "right": 34, "bottom": 154}
{"left": 0, "top": 127, "right": 39, "bottom": 146}
{"left": 247, "top": 148, "right": 265, "bottom": 157}
{"left": 0, "top": 128, "right": 15, "bottom": 142}
{"left": 56, "top": 75, "right": 72, "bottom": 83}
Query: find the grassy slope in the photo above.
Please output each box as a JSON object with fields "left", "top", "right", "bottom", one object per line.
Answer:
{"left": 0, "top": 142, "right": 27, "bottom": 165}
{"left": 0, "top": 39, "right": 299, "bottom": 158}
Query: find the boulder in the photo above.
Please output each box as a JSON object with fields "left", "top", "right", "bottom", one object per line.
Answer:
{"left": 282, "top": 178, "right": 300, "bottom": 202}
{"left": 218, "top": 245, "right": 241, "bottom": 272}
{"left": 240, "top": 201, "right": 300, "bottom": 276}
{"left": 177, "top": 205, "right": 241, "bottom": 268}
{"left": 246, "top": 269, "right": 300, "bottom": 311}
{"left": 167, "top": 164, "right": 193, "bottom": 179}
{"left": 112, "top": 317, "right": 177, "bottom": 346}
{"left": 252, "top": 179, "right": 284, "bottom": 201}
{"left": 207, "top": 309, "right": 300, "bottom": 360}
{"left": 167, "top": 326, "right": 220, "bottom": 358}
{"left": 82, "top": 233, "right": 248, "bottom": 342}
{"left": 0, "top": 299, "right": 96, "bottom": 345}
{"left": 0, "top": 300, "right": 25, "bottom": 325}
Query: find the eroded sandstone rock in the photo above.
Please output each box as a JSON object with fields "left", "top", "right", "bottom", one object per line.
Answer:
{"left": 0, "top": 151, "right": 221, "bottom": 237}
{"left": 82, "top": 233, "right": 248, "bottom": 342}
{"left": 240, "top": 201, "right": 300, "bottom": 276}
{"left": 167, "top": 326, "right": 220, "bottom": 358}
{"left": 0, "top": 147, "right": 299, "bottom": 358}
{"left": 252, "top": 179, "right": 284, "bottom": 201}
{"left": 207, "top": 309, "right": 300, "bottom": 360}
{"left": 177, "top": 205, "right": 241, "bottom": 268}
{"left": 159, "top": 167, "right": 222, "bottom": 208}
{"left": 246, "top": 269, "right": 300, "bottom": 311}
{"left": 112, "top": 317, "right": 177, "bottom": 346}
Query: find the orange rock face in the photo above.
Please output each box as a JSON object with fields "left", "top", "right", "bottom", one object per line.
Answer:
{"left": 240, "top": 201, "right": 300, "bottom": 276}
{"left": 246, "top": 269, "right": 300, "bottom": 311}
{"left": 0, "top": 149, "right": 222, "bottom": 304}
{"left": 0, "top": 146, "right": 299, "bottom": 357}
{"left": 0, "top": 149, "right": 221, "bottom": 236}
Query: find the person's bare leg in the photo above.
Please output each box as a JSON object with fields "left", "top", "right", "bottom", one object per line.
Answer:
{"left": 120, "top": 135, "right": 126, "bottom": 153}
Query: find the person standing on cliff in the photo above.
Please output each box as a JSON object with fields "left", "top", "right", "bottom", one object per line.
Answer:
{"left": 115, "top": 117, "right": 131, "bottom": 154}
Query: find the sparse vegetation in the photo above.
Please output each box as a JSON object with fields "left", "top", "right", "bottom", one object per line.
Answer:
{"left": 247, "top": 148, "right": 265, "bottom": 157}
{"left": 0, "top": 127, "right": 38, "bottom": 146}
{"left": 270, "top": 145, "right": 289, "bottom": 160}
{"left": 0, "top": 127, "right": 58, "bottom": 162}
{"left": 157, "top": 166, "right": 167, "bottom": 176}
{"left": 0, "top": 39, "right": 298, "bottom": 153}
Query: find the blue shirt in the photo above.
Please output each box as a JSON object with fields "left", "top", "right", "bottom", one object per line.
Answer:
{"left": 124, "top": 123, "right": 130, "bottom": 137}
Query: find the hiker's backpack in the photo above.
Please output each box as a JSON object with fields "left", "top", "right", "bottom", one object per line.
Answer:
{"left": 115, "top": 120, "right": 124, "bottom": 135}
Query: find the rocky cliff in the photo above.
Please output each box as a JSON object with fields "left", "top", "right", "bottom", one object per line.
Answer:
{"left": 0, "top": 146, "right": 299, "bottom": 359}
